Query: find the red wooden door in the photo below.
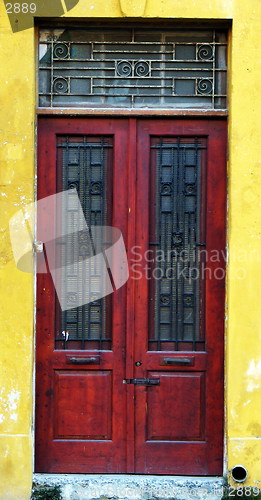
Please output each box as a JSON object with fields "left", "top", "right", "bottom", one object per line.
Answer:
{"left": 36, "top": 118, "right": 129, "bottom": 473}
{"left": 133, "top": 119, "right": 226, "bottom": 474}
{"left": 35, "top": 117, "right": 226, "bottom": 474}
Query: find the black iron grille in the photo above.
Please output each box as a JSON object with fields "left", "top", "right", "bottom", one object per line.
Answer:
{"left": 149, "top": 137, "right": 207, "bottom": 351}
{"left": 55, "top": 136, "right": 113, "bottom": 350}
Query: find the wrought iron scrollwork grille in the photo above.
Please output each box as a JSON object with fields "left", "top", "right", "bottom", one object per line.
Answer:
{"left": 39, "top": 27, "right": 227, "bottom": 109}
{"left": 149, "top": 137, "right": 207, "bottom": 351}
{"left": 55, "top": 136, "right": 113, "bottom": 351}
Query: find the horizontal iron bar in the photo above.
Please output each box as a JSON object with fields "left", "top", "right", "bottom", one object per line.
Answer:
{"left": 56, "top": 338, "right": 111, "bottom": 341}
{"left": 56, "top": 144, "right": 112, "bottom": 148}
{"left": 151, "top": 145, "right": 207, "bottom": 149}
{"left": 48, "top": 58, "right": 222, "bottom": 64}
{"left": 39, "top": 69, "right": 227, "bottom": 73}
{"left": 41, "top": 41, "right": 227, "bottom": 46}
{"left": 148, "top": 339, "right": 205, "bottom": 342}
{"left": 41, "top": 92, "right": 226, "bottom": 98}
{"left": 93, "top": 85, "right": 173, "bottom": 89}
{"left": 40, "top": 67, "right": 227, "bottom": 72}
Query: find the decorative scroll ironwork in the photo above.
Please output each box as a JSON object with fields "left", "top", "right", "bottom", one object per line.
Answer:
{"left": 52, "top": 76, "right": 69, "bottom": 94}
{"left": 53, "top": 42, "right": 70, "bottom": 59}
{"left": 149, "top": 137, "right": 207, "bottom": 351}
{"left": 197, "top": 79, "right": 213, "bottom": 95}
{"left": 55, "top": 136, "right": 113, "bottom": 351}
{"left": 197, "top": 44, "right": 214, "bottom": 60}
{"left": 116, "top": 60, "right": 150, "bottom": 77}
{"left": 39, "top": 27, "right": 227, "bottom": 109}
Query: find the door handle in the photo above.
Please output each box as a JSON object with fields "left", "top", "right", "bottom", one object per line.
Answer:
{"left": 66, "top": 356, "right": 100, "bottom": 365}
{"left": 160, "top": 357, "right": 195, "bottom": 366}
{"left": 123, "top": 378, "right": 160, "bottom": 386}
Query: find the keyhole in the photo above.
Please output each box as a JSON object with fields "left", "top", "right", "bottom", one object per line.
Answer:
{"left": 135, "top": 361, "right": 142, "bottom": 367}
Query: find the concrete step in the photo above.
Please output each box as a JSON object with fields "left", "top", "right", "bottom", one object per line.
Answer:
{"left": 33, "top": 474, "right": 225, "bottom": 500}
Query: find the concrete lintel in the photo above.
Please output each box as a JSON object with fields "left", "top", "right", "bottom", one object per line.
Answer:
{"left": 33, "top": 474, "right": 225, "bottom": 500}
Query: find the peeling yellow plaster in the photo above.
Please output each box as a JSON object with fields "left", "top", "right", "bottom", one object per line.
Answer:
{"left": 144, "top": 0, "right": 234, "bottom": 18}
{"left": 225, "top": 0, "right": 261, "bottom": 484}
{"left": 0, "top": 436, "right": 32, "bottom": 500}
{"left": 120, "top": 0, "right": 147, "bottom": 16}
{"left": 228, "top": 439, "right": 261, "bottom": 488}
{"left": 0, "top": 5, "right": 35, "bottom": 500}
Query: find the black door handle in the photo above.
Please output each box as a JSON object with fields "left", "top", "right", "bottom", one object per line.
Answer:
{"left": 160, "top": 357, "right": 194, "bottom": 366}
{"left": 123, "top": 378, "right": 160, "bottom": 386}
{"left": 67, "top": 356, "right": 100, "bottom": 365}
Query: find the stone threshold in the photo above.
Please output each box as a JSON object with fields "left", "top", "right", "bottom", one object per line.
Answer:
{"left": 33, "top": 474, "right": 225, "bottom": 500}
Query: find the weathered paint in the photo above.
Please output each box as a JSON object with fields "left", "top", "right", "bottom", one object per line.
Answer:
{"left": 0, "top": 0, "right": 260, "bottom": 498}
{"left": 0, "top": 9, "right": 35, "bottom": 500}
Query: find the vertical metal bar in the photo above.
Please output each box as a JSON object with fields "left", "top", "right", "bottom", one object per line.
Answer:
{"left": 178, "top": 146, "right": 185, "bottom": 345}
{"left": 50, "top": 40, "right": 54, "bottom": 108}
{"left": 193, "top": 138, "right": 199, "bottom": 349}
{"left": 81, "top": 139, "right": 87, "bottom": 349}
{"left": 160, "top": 31, "right": 165, "bottom": 106}
{"left": 180, "top": 146, "right": 186, "bottom": 343}
{"left": 63, "top": 137, "right": 69, "bottom": 349}
{"left": 90, "top": 42, "right": 94, "bottom": 96}
{"left": 75, "top": 147, "right": 80, "bottom": 346}
{"left": 100, "top": 138, "right": 105, "bottom": 350}
{"left": 101, "top": 34, "right": 106, "bottom": 106}
{"left": 86, "top": 141, "right": 93, "bottom": 345}
{"left": 157, "top": 137, "right": 163, "bottom": 351}
{"left": 170, "top": 145, "right": 175, "bottom": 343}
{"left": 174, "top": 137, "right": 181, "bottom": 350}
{"left": 212, "top": 30, "right": 216, "bottom": 109}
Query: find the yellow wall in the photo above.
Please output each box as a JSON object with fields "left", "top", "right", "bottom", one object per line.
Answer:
{"left": 0, "top": 0, "right": 260, "bottom": 498}
{"left": 0, "top": 13, "right": 35, "bottom": 500}
{"left": 226, "top": 0, "right": 261, "bottom": 486}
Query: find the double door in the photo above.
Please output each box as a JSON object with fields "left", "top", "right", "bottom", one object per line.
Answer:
{"left": 35, "top": 117, "right": 226, "bottom": 474}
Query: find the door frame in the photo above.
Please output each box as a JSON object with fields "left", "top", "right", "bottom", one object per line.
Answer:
{"left": 35, "top": 116, "right": 227, "bottom": 475}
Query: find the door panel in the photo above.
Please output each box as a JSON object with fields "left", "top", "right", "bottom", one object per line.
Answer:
{"left": 146, "top": 372, "right": 205, "bottom": 441}
{"left": 36, "top": 118, "right": 129, "bottom": 473}
{"left": 134, "top": 119, "right": 226, "bottom": 474}
{"left": 36, "top": 117, "right": 226, "bottom": 474}
{"left": 53, "top": 370, "right": 112, "bottom": 439}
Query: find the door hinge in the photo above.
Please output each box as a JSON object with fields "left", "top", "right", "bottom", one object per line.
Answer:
{"left": 123, "top": 378, "right": 160, "bottom": 386}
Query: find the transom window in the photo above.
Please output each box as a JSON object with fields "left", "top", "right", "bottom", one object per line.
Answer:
{"left": 38, "top": 27, "right": 227, "bottom": 109}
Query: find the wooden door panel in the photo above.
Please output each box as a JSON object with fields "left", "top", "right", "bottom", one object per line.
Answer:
{"left": 135, "top": 440, "right": 211, "bottom": 475}
{"left": 53, "top": 370, "right": 112, "bottom": 439}
{"left": 146, "top": 372, "right": 205, "bottom": 441}
{"left": 36, "top": 117, "right": 129, "bottom": 473}
{"left": 134, "top": 119, "right": 226, "bottom": 475}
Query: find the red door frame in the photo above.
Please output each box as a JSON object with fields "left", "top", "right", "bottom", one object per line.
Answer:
{"left": 35, "top": 117, "right": 226, "bottom": 474}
